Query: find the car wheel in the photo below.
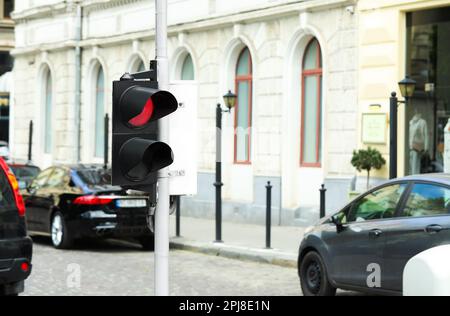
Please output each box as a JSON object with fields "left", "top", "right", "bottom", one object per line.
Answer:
{"left": 300, "top": 251, "right": 336, "bottom": 296}
{"left": 51, "top": 211, "right": 73, "bottom": 249}
{"left": 139, "top": 235, "right": 155, "bottom": 251}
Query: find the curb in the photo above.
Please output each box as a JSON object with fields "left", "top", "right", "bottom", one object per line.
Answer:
{"left": 170, "top": 238, "right": 297, "bottom": 269}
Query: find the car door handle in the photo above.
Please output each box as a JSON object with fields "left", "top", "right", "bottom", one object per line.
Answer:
{"left": 369, "top": 229, "right": 383, "bottom": 238}
{"left": 425, "top": 225, "right": 443, "bottom": 234}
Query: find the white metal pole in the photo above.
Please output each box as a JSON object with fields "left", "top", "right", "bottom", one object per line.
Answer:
{"left": 155, "top": 0, "right": 170, "bottom": 296}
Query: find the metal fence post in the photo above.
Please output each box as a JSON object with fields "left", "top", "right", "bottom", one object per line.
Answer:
{"left": 320, "top": 184, "right": 327, "bottom": 219}
{"left": 176, "top": 196, "right": 181, "bottom": 237}
{"left": 266, "top": 181, "right": 273, "bottom": 249}
{"left": 28, "top": 120, "right": 33, "bottom": 163}
{"left": 104, "top": 114, "right": 110, "bottom": 170}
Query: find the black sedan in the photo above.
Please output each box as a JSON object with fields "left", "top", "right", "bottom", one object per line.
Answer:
{"left": 23, "top": 165, "right": 154, "bottom": 250}
{"left": 298, "top": 174, "right": 450, "bottom": 296}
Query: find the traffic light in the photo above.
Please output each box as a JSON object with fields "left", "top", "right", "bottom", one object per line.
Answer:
{"left": 112, "top": 67, "right": 178, "bottom": 189}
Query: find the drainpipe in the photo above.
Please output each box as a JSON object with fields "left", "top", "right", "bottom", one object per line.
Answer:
{"left": 74, "top": 2, "right": 82, "bottom": 163}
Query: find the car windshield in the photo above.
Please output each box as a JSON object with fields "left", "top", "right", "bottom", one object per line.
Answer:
{"left": 10, "top": 166, "right": 40, "bottom": 179}
{"left": 75, "top": 169, "right": 112, "bottom": 187}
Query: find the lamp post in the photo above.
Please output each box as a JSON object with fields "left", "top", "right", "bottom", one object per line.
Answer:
{"left": 214, "top": 90, "right": 237, "bottom": 243}
{"left": 390, "top": 76, "right": 416, "bottom": 179}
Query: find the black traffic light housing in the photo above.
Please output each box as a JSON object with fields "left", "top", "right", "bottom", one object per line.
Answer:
{"left": 112, "top": 61, "right": 178, "bottom": 190}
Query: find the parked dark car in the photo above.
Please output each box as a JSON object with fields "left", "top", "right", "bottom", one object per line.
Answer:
{"left": 23, "top": 165, "right": 154, "bottom": 250}
{"left": 298, "top": 174, "right": 450, "bottom": 296}
{"left": 0, "top": 157, "right": 33, "bottom": 296}
{"left": 8, "top": 162, "right": 41, "bottom": 191}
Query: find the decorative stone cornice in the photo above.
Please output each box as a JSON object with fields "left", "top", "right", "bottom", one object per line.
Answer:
{"left": 12, "top": 0, "right": 144, "bottom": 22}
{"left": 12, "top": 0, "right": 356, "bottom": 56}
{"left": 12, "top": 1, "right": 72, "bottom": 22}
{"left": 82, "top": 0, "right": 143, "bottom": 14}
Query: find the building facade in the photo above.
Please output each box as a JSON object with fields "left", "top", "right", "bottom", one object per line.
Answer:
{"left": 11, "top": 0, "right": 359, "bottom": 226}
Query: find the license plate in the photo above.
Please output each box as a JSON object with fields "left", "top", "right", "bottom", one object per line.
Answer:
{"left": 116, "top": 199, "right": 147, "bottom": 208}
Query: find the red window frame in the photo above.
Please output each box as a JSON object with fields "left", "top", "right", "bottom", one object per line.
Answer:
{"left": 300, "top": 38, "right": 323, "bottom": 168}
{"left": 234, "top": 48, "right": 253, "bottom": 165}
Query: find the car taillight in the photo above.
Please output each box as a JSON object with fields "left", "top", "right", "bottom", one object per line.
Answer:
{"left": 74, "top": 195, "right": 114, "bottom": 206}
{"left": 0, "top": 159, "right": 26, "bottom": 217}
{"left": 21, "top": 262, "right": 30, "bottom": 273}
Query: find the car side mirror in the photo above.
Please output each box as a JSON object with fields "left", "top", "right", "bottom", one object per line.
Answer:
{"left": 27, "top": 184, "right": 36, "bottom": 195}
{"left": 331, "top": 215, "right": 346, "bottom": 233}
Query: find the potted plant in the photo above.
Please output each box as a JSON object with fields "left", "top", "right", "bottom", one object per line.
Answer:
{"left": 351, "top": 147, "right": 386, "bottom": 191}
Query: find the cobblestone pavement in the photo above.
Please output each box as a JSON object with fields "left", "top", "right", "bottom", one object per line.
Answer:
{"left": 24, "top": 237, "right": 301, "bottom": 296}
{"left": 25, "top": 237, "right": 363, "bottom": 296}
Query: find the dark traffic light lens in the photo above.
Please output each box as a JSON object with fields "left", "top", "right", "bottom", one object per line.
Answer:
{"left": 128, "top": 98, "right": 154, "bottom": 127}
{"left": 119, "top": 138, "right": 174, "bottom": 182}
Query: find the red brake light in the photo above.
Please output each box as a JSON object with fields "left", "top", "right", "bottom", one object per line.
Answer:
{"left": 128, "top": 97, "right": 154, "bottom": 127}
{"left": 0, "top": 158, "right": 26, "bottom": 217}
{"left": 74, "top": 195, "right": 114, "bottom": 206}
{"left": 21, "top": 262, "right": 30, "bottom": 273}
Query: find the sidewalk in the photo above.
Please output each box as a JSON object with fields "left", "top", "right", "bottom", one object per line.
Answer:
{"left": 169, "top": 216, "right": 305, "bottom": 268}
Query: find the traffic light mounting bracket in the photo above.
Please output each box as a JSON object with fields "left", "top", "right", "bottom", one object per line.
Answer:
{"left": 121, "top": 60, "right": 158, "bottom": 82}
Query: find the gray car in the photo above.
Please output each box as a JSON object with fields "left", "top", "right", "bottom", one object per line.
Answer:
{"left": 298, "top": 174, "right": 450, "bottom": 296}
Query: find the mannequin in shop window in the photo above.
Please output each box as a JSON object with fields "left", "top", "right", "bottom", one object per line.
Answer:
{"left": 409, "top": 110, "right": 429, "bottom": 175}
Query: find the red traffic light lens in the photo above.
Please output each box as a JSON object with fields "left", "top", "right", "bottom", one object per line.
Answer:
{"left": 128, "top": 98, "right": 154, "bottom": 127}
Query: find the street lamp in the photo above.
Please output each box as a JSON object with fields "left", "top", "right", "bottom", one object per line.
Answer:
{"left": 390, "top": 76, "right": 417, "bottom": 179}
{"left": 398, "top": 76, "right": 416, "bottom": 99}
{"left": 223, "top": 90, "right": 237, "bottom": 111}
{"left": 214, "top": 90, "right": 237, "bottom": 243}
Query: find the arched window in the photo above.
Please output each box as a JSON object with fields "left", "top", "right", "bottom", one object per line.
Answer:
{"left": 181, "top": 54, "right": 194, "bottom": 80}
{"left": 44, "top": 69, "right": 52, "bottom": 154}
{"left": 137, "top": 60, "right": 146, "bottom": 72}
{"left": 94, "top": 66, "right": 105, "bottom": 158}
{"left": 234, "top": 47, "right": 252, "bottom": 164}
{"left": 301, "top": 38, "right": 322, "bottom": 167}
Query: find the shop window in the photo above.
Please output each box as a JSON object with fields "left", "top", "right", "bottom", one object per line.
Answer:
{"left": 0, "top": 92, "right": 9, "bottom": 142}
{"left": 406, "top": 7, "right": 450, "bottom": 175}
{"left": 234, "top": 47, "right": 252, "bottom": 164}
{"left": 2, "top": 0, "right": 13, "bottom": 19}
{"left": 0, "top": 52, "right": 13, "bottom": 77}
{"left": 301, "top": 38, "right": 323, "bottom": 167}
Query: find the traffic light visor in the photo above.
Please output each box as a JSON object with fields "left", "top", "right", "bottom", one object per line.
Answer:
{"left": 119, "top": 138, "right": 174, "bottom": 182}
{"left": 120, "top": 86, "right": 178, "bottom": 129}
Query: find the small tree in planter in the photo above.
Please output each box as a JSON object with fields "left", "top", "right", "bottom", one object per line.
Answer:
{"left": 351, "top": 147, "right": 386, "bottom": 190}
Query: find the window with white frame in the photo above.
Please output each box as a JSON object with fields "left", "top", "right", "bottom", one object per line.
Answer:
{"left": 43, "top": 68, "right": 53, "bottom": 154}
{"left": 94, "top": 66, "right": 105, "bottom": 158}
{"left": 181, "top": 54, "right": 195, "bottom": 80}
{"left": 137, "top": 60, "right": 146, "bottom": 72}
